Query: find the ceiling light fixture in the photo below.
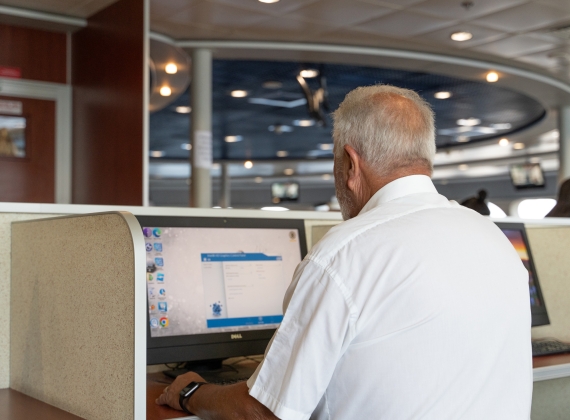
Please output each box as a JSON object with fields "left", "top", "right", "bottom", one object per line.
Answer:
{"left": 434, "top": 91, "right": 452, "bottom": 99}
{"left": 457, "top": 118, "right": 481, "bottom": 126}
{"left": 499, "top": 138, "right": 510, "bottom": 147}
{"left": 513, "top": 142, "right": 526, "bottom": 150}
{"left": 175, "top": 106, "right": 191, "bottom": 114}
{"left": 159, "top": 86, "right": 172, "bottom": 96}
{"left": 284, "top": 168, "right": 294, "bottom": 175}
{"left": 458, "top": 164, "right": 468, "bottom": 171}
{"left": 491, "top": 123, "right": 512, "bottom": 130}
{"left": 293, "top": 119, "right": 315, "bottom": 127}
{"left": 319, "top": 143, "right": 333, "bottom": 151}
{"left": 450, "top": 31, "right": 473, "bottom": 41}
{"left": 276, "top": 150, "right": 289, "bottom": 157}
{"left": 230, "top": 90, "right": 248, "bottom": 98}
{"left": 181, "top": 143, "right": 192, "bottom": 150}
{"left": 254, "top": 177, "right": 263, "bottom": 183}
{"left": 486, "top": 71, "right": 499, "bottom": 83}
{"left": 165, "top": 63, "right": 178, "bottom": 74}
{"left": 224, "top": 135, "right": 243, "bottom": 143}
{"left": 262, "top": 80, "right": 283, "bottom": 89}
{"left": 150, "top": 150, "right": 164, "bottom": 158}
{"left": 244, "top": 160, "right": 253, "bottom": 169}
{"left": 299, "top": 69, "right": 319, "bottom": 78}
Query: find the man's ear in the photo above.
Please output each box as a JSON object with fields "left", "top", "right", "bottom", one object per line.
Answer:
{"left": 344, "top": 145, "right": 362, "bottom": 192}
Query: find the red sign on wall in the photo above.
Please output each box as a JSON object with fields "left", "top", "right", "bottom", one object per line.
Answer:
{"left": 0, "top": 66, "right": 22, "bottom": 79}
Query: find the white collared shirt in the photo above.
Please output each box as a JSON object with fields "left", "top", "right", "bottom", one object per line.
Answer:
{"left": 248, "top": 175, "right": 532, "bottom": 420}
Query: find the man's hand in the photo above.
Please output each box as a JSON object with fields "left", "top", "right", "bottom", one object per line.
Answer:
{"left": 155, "top": 371, "right": 207, "bottom": 411}
{"left": 155, "top": 371, "right": 279, "bottom": 420}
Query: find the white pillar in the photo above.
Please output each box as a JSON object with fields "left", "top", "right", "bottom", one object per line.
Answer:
{"left": 190, "top": 49, "right": 212, "bottom": 208}
{"left": 220, "top": 162, "right": 231, "bottom": 208}
{"left": 559, "top": 106, "right": 570, "bottom": 184}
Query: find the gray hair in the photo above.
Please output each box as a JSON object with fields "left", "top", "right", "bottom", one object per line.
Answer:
{"left": 332, "top": 85, "right": 436, "bottom": 176}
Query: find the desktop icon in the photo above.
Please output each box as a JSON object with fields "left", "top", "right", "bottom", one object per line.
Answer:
{"left": 159, "top": 288, "right": 166, "bottom": 298}
{"left": 149, "top": 318, "right": 159, "bottom": 328}
{"left": 155, "top": 257, "right": 164, "bottom": 267}
{"left": 147, "top": 273, "right": 154, "bottom": 282}
{"left": 154, "top": 243, "right": 163, "bottom": 252}
{"left": 156, "top": 273, "right": 164, "bottom": 282}
{"left": 145, "top": 243, "right": 153, "bottom": 252}
{"left": 210, "top": 301, "right": 223, "bottom": 317}
{"left": 149, "top": 303, "right": 157, "bottom": 312}
{"left": 148, "top": 287, "right": 156, "bottom": 299}
{"left": 143, "top": 227, "right": 153, "bottom": 238}
{"left": 153, "top": 228, "right": 162, "bottom": 238}
{"left": 158, "top": 301, "right": 168, "bottom": 312}
{"left": 159, "top": 317, "right": 169, "bottom": 328}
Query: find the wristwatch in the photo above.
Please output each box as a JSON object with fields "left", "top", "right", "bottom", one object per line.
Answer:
{"left": 179, "top": 381, "right": 207, "bottom": 415}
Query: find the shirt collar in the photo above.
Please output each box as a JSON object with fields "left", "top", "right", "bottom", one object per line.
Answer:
{"left": 359, "top": 175, "right": 438, "bottom": 215}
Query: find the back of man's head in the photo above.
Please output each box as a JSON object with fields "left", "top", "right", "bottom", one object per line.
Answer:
{"left": 332, "top": 85, "right": 436, "bottom": 177}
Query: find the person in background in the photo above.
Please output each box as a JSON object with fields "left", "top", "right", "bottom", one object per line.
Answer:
{"left": 546, "top": 178, "right": 570, "bottom": 217}
{"left": 460, "top": 189, "right": 491, "bottom": 216}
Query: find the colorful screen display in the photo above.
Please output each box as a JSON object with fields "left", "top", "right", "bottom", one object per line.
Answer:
{"left": 500, "top": 229, "right": 542, "bottom": 307}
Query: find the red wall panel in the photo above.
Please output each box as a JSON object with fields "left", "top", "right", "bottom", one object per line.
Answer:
{"left": 0, "top": 24, "right": 66, "bottom": 84}
{"left": 72, "top": 0, "right": 144, "bottom": 205}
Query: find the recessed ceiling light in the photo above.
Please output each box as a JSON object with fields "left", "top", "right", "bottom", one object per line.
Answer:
{"left": 259, "top": 0, "right": 280, "bottom": 3}
{"left": 293, "top": 119, "right": 315, "bottom": 127}
{"left": 458, "top": 164, "right": 468, "bottom": 171}
{"left": 486, "top": 71, "right": 499, "bottom": 83}
{"left": 434, "top": 91, "right": 452, "bottom": 99}
{"left": 150, "top": 150, "right": 164, "bottom": 158}
{"left": 319, "top": 143, "right": 333, "bottom": 151}
{"left": 457, "top": 118, "right": 481, "bottom": 127}
{"left": 450, "top": 31, "right": 473, "bottom": 42}
{"left": 513, "top": 142, "right": 526, "bottom": 150}
{"left": 160, "top": 86, "right": 172, "bottom": 96}
{"left": 321, "top": 174, "right": 332, "bottom": 180}
{"left": 261, "top": 206, "right": 290, "bottom": 211}
{"left": 230, "top": 90, "right": 248, "bottom": 98}
{"left": 262, "top": 80, "right": 283, "bottom": 89}
{"left": 276, "top": 150, "right": 289, "bottom": 157}
{"left": 499, "top": 138, "right": 510, "bottom": 147}
{"left": 300, "top": 69, "right": 319, "bottom": 78}
{"left": 284, "top": 168, "right": 294, "bottom": 175}
{"left": 181, "top": 143, "right": 192, "bottom": 150}
{"left": 268, "top": 124, "right": 293, "bottom": 134}
{"left": 165, "top": 63, "right": 178, "bottom": 74}
{"left": 244, "top": 160, "right": 253, "bottom": 169}
{"left": 254, "top": 177, "right": 263, "bottom": 183}
{"left": 225, "top": 135, "right": 243, "bottom": 143}
{"left": 175, "top": 106, "right": 191, "bottom": 114}
{"left": 491, "top": 123, "right": 512, "bottom": 130}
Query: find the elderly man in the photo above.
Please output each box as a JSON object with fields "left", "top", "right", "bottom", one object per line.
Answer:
{"left": 157, "top": 85, "right": 532, "bottom": 419}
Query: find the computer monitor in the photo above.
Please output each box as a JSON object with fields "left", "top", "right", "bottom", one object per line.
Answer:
{"left": 510, "top": 163, "right": 545, "bottom": 189}
{"left": 271, "top": 182, "right": 300, "bottom": 201}
{"left": 138, "top": 215, "right": 307, "bottom": 370}
{"left": 494, "top": 222, "right": 550, "bottom": 327}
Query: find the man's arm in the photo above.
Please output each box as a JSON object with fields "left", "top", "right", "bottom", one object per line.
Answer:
{"left": 156, "top": 371, "right": 279, "bottom": 420}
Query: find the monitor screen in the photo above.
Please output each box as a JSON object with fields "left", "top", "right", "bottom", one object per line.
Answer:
{"left": 510, "top": 163, "right": 545, "bottom": 189}
{"left": 139, "top": 216, "right": 307, "bottom": 365}
{"left": 271, "top": 182, "right": 299, "bottom": 201}
{"left": 495, "top": 223, "right": 549, "bottom": 326}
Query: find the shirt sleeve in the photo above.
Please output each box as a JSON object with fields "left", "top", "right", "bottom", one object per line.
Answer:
{"left": 247, "top": 258, "right": 355, "bottom": 420}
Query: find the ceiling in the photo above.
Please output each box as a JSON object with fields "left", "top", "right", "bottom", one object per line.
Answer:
{"left": 150, "top": 59, "right": 546, "bottom": 161}
{"left": 1, "top": 0, "right": 570, "bottom": 78}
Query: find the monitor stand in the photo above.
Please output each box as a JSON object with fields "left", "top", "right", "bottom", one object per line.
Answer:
{"left": 163, "top": 359, "right": 257, "bottom": 384}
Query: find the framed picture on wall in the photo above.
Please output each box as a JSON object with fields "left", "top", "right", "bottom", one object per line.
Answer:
{"left": 0, "top": 115, "right": 26, "bottom": 158}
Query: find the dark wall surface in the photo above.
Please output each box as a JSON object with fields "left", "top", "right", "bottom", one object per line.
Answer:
{"left": 72, "top": 0, "right": 144, "bottom": 205}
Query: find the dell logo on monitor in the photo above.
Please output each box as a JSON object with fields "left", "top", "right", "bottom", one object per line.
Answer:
{"left": 231, "top": 334, "right": 243, "bottom": 340}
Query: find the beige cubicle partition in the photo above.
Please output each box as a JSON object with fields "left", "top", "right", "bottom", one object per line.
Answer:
{"left": 10, "top": 212, "right": 146, "bottom": 420}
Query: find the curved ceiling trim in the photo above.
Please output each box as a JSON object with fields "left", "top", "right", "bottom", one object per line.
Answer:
{"left": 175, "top": 39, "right": 570, "bottom": 98}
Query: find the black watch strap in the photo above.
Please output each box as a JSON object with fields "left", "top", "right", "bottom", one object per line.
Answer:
{"left": 179, "top": 381, "right": 207, "bottom": 415}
